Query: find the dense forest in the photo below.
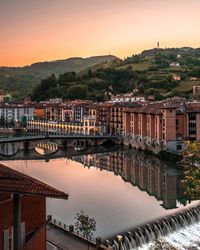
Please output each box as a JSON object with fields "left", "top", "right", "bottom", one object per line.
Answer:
{"left": 31, "top": 47, "right": 200, "bottom": 101}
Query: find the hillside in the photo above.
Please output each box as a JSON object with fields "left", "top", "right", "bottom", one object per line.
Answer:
{"left": 2, "top": 47, "right": 200, "bottom": 101}
{"left": 31, "top": 47, "right": 200, "bottom": 102}
{"left": 0, "top": 55, "right": 117, "bottom": 99}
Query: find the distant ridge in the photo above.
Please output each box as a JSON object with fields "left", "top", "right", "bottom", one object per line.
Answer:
{"left": 0, "top": 55, "right": 118, "bottom": 98}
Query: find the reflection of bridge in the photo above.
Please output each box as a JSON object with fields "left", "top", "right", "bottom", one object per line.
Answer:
{"left": 0, "top": 145, "right": 121, "bottom": 161}
{"left": 0, "top": 134, "right": 121, "bottom": 150}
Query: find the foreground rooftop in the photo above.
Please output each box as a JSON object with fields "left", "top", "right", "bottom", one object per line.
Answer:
{"left": 0, "top": 163, "right": 69, "bottom": 199}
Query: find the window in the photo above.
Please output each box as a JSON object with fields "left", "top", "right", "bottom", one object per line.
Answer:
{"left": 163, "top": 119, "right": 165, "bottom": 126}
{"left": 177, "top": 145, "right": 182, "bottom": 151}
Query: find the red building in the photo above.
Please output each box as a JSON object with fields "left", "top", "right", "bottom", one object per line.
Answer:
{"left": 123, "top": 102, "right": 188, "bottom": 154}
{"left": 0, "top": 163, "right": 68, "bottom": 250}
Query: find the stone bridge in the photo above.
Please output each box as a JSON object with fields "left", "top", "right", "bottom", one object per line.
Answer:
{"left": 0, "top": 134, "right": 121, "bottom": 151}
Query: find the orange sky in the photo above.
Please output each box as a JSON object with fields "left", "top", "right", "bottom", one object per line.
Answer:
{"left": 1, "top": 0, "right": 200, "bottom": 67}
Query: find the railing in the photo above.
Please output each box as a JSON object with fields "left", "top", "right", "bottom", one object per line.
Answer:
{"left": 47, "top": 215, "right": 107, "bottom": 249}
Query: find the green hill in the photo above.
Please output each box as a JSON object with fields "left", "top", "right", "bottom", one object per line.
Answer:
{"left": 2, "top": 47, "right": 200, "bottom": 101}
{"left": 0, "top": 55, "right": 117, "bottom": 99}
{"left": 31, "top": 47, "right": 200, "bottom": 102}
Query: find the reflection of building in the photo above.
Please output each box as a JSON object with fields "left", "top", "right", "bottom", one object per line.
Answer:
{"left": 0, "top": 163, "right": 68, "bottom": 249}
{"left": 72, "top": 150, "right": 181, "bottom": 209}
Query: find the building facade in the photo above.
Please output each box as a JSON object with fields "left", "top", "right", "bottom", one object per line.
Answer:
{"left": 0, "top": 163, "right": 68, "bottom": 250}
{"left": 123, "top": 102, "right": 188, "bottom": 154}
{"left": 0, "top": 103, "right": 34, "bottom": 125}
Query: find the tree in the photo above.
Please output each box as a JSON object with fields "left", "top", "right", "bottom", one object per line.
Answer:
{"left": 58, "top": 72, "right": 76, "bottom": 85}
{"left": 179, "top": 142, "right": 200, "bottom": 200}
{"left": 32, "top": 74, "right": 57, "bottom": 101}
{"left": 74, "top": 210, "right": 96, "bottom": 250}
{"left": 67, "top": 85, "right": 88, "bottom": 99}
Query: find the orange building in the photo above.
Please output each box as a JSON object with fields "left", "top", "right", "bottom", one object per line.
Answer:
{"left": 0, "top": 164, "right": 68, "bottom": 250}
{"left": 34, "top": 103, "right": 46, "bottom": 119}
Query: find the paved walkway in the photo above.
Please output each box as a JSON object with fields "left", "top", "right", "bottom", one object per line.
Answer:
{"left": 46, "top": 224, "right": 97, "bottom": 250}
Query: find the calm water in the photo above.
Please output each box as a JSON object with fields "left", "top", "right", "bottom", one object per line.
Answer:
{"left": 2, "top": 147, "right": 199, "bottom": 239}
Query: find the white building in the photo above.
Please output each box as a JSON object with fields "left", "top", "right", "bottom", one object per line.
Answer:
{"left": 111, "top": 93, "right": 145, "bottom": 103}
{"left": 0, "top": 103, "right": 34, "bottom": 123}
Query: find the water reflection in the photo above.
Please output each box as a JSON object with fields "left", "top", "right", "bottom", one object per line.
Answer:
{"left": 2, "top": 147, "right": 199, "bottom": 239}
{"left": 72, "top": 149, "right": 188, "bottom": 210}
{"left": 35, "top": 141, "right": 59, "bottom": 156}
{"left": 0, "top": 143, "right": 18, "bottom": 156}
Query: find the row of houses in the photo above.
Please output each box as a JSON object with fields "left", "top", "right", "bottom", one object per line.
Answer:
{"left": 1, "top": 96, "right": 200, "bottom": 154}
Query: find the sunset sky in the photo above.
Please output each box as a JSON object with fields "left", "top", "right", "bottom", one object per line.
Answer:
{"left": 1, "top": 0, "right": 200, "bottom": 67}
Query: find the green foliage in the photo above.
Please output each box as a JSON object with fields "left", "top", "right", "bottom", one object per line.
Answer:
{"left": 180, "top": 142, "right": 200, "bottom": 200}
{"left": 74, "top": 210, "right": 96, "bottom": 239}
{"left": 32, "top": 74, "right": 57, "bottom": 101}
{"left": 66, "top": 85, "right": 88, "bottom": 99}
{"left": 0, "top": 55, "right": 116, "bottom": 100}
{"left": 4, "top": 47, "right": 200, "bottom": 101}
{"left": 58, "top": 72, "right": 76, "bottom": 85}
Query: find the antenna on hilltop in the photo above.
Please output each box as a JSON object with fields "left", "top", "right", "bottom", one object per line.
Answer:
{"left": 157, "top": 42, "right": 160, "bottom": 49}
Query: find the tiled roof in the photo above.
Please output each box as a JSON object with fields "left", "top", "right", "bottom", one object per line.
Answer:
{"left": 186, "top": 102, "right": 200, "bottom": 113}
{"left": 0, "top": 164, "right": 68, "bottom": 199}
{"left": 125, "top": 103, "right": 163, "bottom": 114}
{"left": 112, "top": 102, "right": 142, "bottom": 108}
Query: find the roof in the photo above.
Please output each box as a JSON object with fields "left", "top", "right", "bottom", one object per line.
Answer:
{"left": 186, "top": 102, "right": 200, "bottom": 113}
{"left": 124, "top": 103, "right": 163, "bottom": 115}
{"left": 111, "top": 102, "right": 142, "bottom": 108}
{"left": 0, "top": 164, "right": 68, "bottom": 199}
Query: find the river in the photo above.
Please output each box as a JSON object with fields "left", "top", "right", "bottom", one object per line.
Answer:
{"left": 1, "top": 146, "right": 199, "bottom": 243}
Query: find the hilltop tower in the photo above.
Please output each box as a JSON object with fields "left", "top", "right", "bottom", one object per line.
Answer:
{"left": 157, "top": 42, "right": 160, "bottom": 49}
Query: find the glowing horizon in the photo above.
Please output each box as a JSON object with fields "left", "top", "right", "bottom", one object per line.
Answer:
{"left": 1, "top": 0, "right": 200, "bottom": 67}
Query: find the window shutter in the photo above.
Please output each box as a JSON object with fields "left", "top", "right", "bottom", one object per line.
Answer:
{"left": 3, "top": 229, "right": 9, "bottom": 250}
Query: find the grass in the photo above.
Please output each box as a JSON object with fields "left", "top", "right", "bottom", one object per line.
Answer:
{"left": 173, "top": 80, "right": 200, "bottom": 93}
{"left": 117, "top": 62, "right": 152, "bottom": 71}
